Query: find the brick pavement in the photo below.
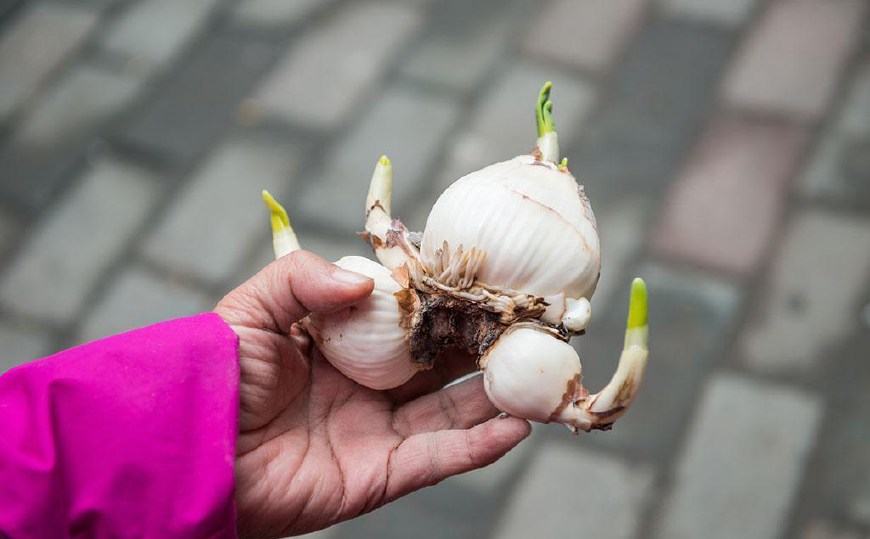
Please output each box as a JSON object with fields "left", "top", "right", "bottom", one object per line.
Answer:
{"left": 1, "top": 1, "right": 868, "bottom": 538}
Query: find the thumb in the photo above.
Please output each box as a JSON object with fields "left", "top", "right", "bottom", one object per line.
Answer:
{"left": 217, "top": 250, "right": 374, "bottom": 333}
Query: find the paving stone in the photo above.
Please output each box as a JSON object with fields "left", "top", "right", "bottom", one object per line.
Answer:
{"left": 495, "top": 442, "right": 654, "bottom": 539}
{"left": 723, "top": 0, "right": 868, "bottom": 120}
{"left": 0, "top": 65, "right": 141, "bottom": 210}
{"left": 801, "top": 62, "right": 870, "bottom": 210}
{"left": 232, "top": 231, "right": 374, "bottom": 289}
{"left": 300, "top": 231, "right": 374, "bottom": 263}
{"left": 251, "top": 2, "right": 421, "bottom": 130}
{"left": 0, "top": 321, "right": 52, "bottom": 373}
{"left": 0, "top": 3, "right": 98, "bottom": 122}
{"left": 77, "top": 266, "right": 212, "bottom": 344}
{"left": 335, "top": 480, "right": 497, "bottom": 539}
{"left": 522, "top": 0, "right": 648, "bottom": 72}
{"left": 800, "top": 131, "right": 870, "bottom": 212}
{"left": 573, "top": 19, "right": 734, "bottom": 198}
{"left": 660, "top": 0, "right": 759, "bottom": 26}
{"left": 574, "top": 263, "right": 740, "bottom": 461}
{"left": 117, "top": 35, "right": 279, "bottom": 164}
{"left": 741, "top": 210, "right": 870, "bottom": 373}
{"left": 433, "top": 62, "right": 596, "bottom": 194}
{"left": 399, "top": 0, "right": 527, "bottom": 92}
{"left": 0, "top": 158, "right": 159, "bottom": 324}
{"left": 295, "top": 529, "right": 339, "bottom": 539}
{"left": 453, "top": 424, "right": 536, "bottom": 495}
{"left": 298, "top": 84, "right": 459, "bottom": 234}
{"left": 0, "top": 0, "right": 22, "bottom": 19}
{"left": 655, "top": 373, "right": 822, "bottom": 539}
{"left": 837, "top": 61, "right": 870, "bottom": 137}
{"left": 0, "top": 210, "right": 15, "bottom": 258}
{"left": 651, "top": 115, "right": 807, "bottom": 278}
{"left": 590, "top": 196, "right": 651, "bottom": 313}
{"left": 143, "top": 137, "right": 301, "bottom": 285}
{"left": 99, "top": 0, "right": 221, "bottom": 74}
{"left": 801, "top": 521, "right": 867, "bottom": 539}
{"left": 792, "top": 329, "right": 870, "bottom": 532}
{"left": 234, "top": 0, "right": 328, "bottom": 28}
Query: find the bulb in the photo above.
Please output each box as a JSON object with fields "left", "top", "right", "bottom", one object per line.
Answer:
{"left": 305, "top": 256, "right": 419, "bottom": 391}
{"left": 420, "top": 155, "right": 600, "bottom": 300}
{"left": 258, "top": 82, "right": 651, "bottom": 434}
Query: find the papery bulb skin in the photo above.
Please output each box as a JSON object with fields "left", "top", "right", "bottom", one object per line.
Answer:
{"left": 305, "top": 256, "right": 418, "bottom": 390}
{"left": 480, "top": 326, "right": 585, "bottom": 425}
{"left": 420, "top": 155, "right": 600, "bottom": 300}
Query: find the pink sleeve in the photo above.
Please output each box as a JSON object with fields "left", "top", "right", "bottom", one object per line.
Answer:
{"left": 0, "top": 313, "right": 240, "bottom": 539}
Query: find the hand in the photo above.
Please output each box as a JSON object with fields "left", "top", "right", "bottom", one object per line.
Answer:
{"left": 214, "top": 251, "right": 531, "bottom": 538}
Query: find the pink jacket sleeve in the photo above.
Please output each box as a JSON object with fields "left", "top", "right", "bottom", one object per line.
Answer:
{"left": 0, "top": 313, "right": 240, "bottom": 538}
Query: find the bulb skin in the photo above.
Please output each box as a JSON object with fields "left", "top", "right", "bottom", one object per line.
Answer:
{"left": 305, "top": 256, "right": 418, "bottom": 390}
{"left": 481, "top": 326, "right": 584, "bottom": 424}
{"left": 420, "top": 155, "right": 600, "bottom": 300}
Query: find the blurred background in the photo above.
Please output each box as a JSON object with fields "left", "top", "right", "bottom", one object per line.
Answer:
{"left": 1, "top": 0, "right": 869, "bottom": 537}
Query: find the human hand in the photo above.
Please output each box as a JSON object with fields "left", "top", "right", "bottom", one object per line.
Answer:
{"left": 214, "top": 251, "right": 531, "bottom": 538}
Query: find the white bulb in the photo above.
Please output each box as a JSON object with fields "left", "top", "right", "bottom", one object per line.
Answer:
{"left": 481, "top": 326, "right": 584, "bottom": 425}
{"left": 421, "top": 155, "right": 600, "bottom": 300}
{"left": 305, "top": 256, "right": 418, "bottom": 390}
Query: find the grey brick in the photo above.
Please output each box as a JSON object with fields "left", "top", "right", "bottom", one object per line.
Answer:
{"left": 99, "top": 0, "right": 221, "bottom": 73}
{"left": 495, "top": 443, "right": 654, "bottom": 539}
{"left": 661, "top": 0, "right": 760, "bottom": 26}
{"left": 433, "top": 62, "right": 596, "bottom": 193}
{"left": 251, "top": 1, "right": 421, "bottom": 129}
{"left": 590, "top": 196, "right": 651, "bottom": 312}
{"left": 77, "top": 265, "right": 211, "bottom": 344}
{"left": 143, "top": 138, "right": 301, "bottom": 284}
{"left": 232, "top": 232, "right": 373, "bottom": 289}
{"left": 655, "top": 374, "right": 822, "bottom": 539}
{"left": 0, "top": 210, "right": 15, "bottom": 258}
{"left": 0, "top": 3, "right": 98, "bottom": 122}
{"left": 0, "top": 65, "right": 141, "bottom": 210}
{"left": 301, "top": 231, "right": 374, "bottom": 263}
{"left": 233, "top": 0, "right": 328, "bottom": 28}
{"left": 336, "top": 480, "right": 496, "bottom": 539}
{"left": 0, "top": 321, "right": 52, "bottom": 373}
{"left": 741, "top": 210, "right": 870, "bottom": 373}
{"left": 574, "top": 263, "right": 740, "bottom": 461}
{"left": 522, "top": 0, "right": 647, "bottom": 72}
{"left": 117, "top": 35, "right": 279, "bottom": 163}
{"left": 801, "top": 521, "right": 866, "bottom": 539}
{"left": 298, "top": 84, "right": 460, "bottom": 233}
{"left": 801, "top": 62, "right": 870, "bottom": 210}
{"left": 398, "top": 0, "right": 527, "bottom": 92}
{"left": 296, "top": 529, "right": 339, "bottom": 539}
{"left": 574, "top": 20, "right": 734, "bottom": 197}
{"left": 454, "top": 422, "right": 535, "bottom": 495}
{"left": 0, "top": 158, "right": 159, "bottom": 324}
{"left": 837, "top": 61, "right": 870, "bottom": 138}
{"left": 0, "top": 0, "right": 22, "bottom": 19}
{"left": 794, "top": 330, "right": 870, "bottom": 531}
{"left": 800, "top": 131, "right": 870, "bottom": 211}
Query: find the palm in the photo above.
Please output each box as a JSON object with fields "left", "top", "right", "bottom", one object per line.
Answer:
{"left": 217, "top": 252, "right": 530, "bottom": 539}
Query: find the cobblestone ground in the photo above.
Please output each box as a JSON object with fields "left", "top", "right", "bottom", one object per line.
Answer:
{"left": 1, "top": 0, "right": 869, "bottom": 538}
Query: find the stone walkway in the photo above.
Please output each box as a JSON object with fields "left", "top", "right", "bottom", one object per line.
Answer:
{"left": 1, "top": 0, "right": 869, "bottom": 538}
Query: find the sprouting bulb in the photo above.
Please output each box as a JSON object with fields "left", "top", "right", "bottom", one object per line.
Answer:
{"left": 261, "top": 82, "right": 650, "bottom": 433}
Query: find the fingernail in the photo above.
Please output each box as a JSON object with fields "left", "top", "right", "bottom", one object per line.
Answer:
{"left": 332, "top": 268, "right": 373, "bottom": 287}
